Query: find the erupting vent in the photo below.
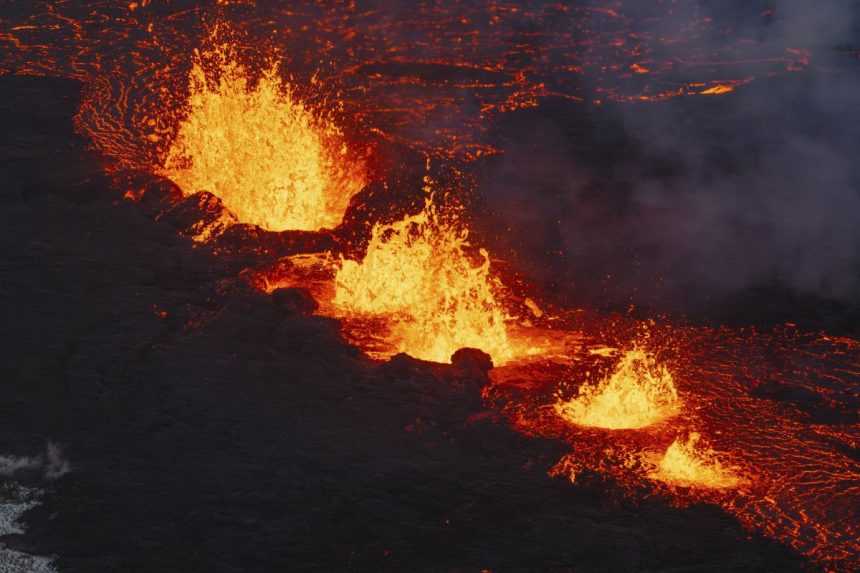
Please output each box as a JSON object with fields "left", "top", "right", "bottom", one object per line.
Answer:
{"left": 334, "top": 196, "right": 513, "bottom": 364}
{"left": 162, "top": 40, "right": 365, "bottom": 232}
{"left": 555, "top": 348, "right": 679, "bottom": 430}
{"left": 649, "top": 432, "right": 743, "bottom": 489}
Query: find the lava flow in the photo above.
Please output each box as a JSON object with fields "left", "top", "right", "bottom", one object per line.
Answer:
{"left": 1, "top": 1, "right": 814, "bottom": 169}
{"left": 491, "top": 323, "right": 859, "bottom": 572}
{"left": 2, "top": 2, "right": 858, "bottom": 572}
{"left": 161, "top": 36, "right": 365, "bottom": 232}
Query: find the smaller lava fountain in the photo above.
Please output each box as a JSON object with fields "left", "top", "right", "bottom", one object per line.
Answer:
{"left": 648, "top": 432, "right": 743, "bottom": 489}
{"left": 554, "top": 348, "right": 679, "bottom": 430}
{"left": 334, "top": 195, "right": 513, "bottom": 364}
{"left": 161, "top": 34, "right": 365, "bottom": 232}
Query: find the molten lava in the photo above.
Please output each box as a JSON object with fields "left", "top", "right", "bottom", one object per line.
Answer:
{"left": 333, "top": 196, "right": 513, "bottom": 364}
{"left": 554, "top": 348, "right": 679, "bottom": 430}
{"left": 161, "top": 40, "right": 365, "bottom": 232}
{"left": 493, "top": 324, "right": 860, "bottom": 571}
{"left": 3, "top": 3, "right": 858, "bottom": 570}
{"left": 649, "top": 432, "right": 743, "bottom": 489}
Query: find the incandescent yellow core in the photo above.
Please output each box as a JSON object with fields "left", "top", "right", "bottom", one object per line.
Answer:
{"left": 650, "top": 432, "right": 742, "bottom": 489}
{"left": 333, "top": 197, "right": 514, "bottom": 364}
{"left": 162, "top": 42, "right": 365, "bottom": 232}
{"left": 555, "top": 348, "right": 679, "bottom": 429}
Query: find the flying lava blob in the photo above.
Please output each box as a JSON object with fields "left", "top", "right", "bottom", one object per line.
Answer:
{"left": 161, "top": 40, "right": 365, "bottom": 232}
{"left": 333, "top": 196, "right": 514, "bottom": 365}
{"left": 554, "top": 348, "right": 679, "bottom": 430}
{"left": 648, "top": 432, "right": 743, "bottom": 489}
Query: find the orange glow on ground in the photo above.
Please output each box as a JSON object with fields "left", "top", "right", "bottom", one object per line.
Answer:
{"left": 649, "top": 432, "right": 743, "bottom": 489}
{"left": 162, "top": 39, "right": 365, "bottom": 232}
{"left": 333, "top": 196, "right": 514, "bottom": 364}
{"left": 699, "top": 84, "right": 736, "bottom": 95}
{"left": 554, "top": 348, "right": 679, "bottom": 429}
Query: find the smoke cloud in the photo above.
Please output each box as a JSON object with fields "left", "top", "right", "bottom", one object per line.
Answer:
{"left": 478, "top": 1, "right": 860, "bottom": 319}
{"left": 0, "top": 443, "right": 71, "bottom": 481}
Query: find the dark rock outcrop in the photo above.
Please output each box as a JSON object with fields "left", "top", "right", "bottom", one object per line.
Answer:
{"left": 271, "top": 287, "right": 319, "bottom": 315}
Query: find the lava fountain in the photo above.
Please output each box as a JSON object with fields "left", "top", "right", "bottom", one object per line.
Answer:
{"left": 3, "top": 3, "right": 856, "bottom": 569}
{"left": 161, "top": 39, "right": 365, "bottom": 232}
{"left": 648, "top": 432, "right": 743, "bottom": 489}
{"left": 333, "top": 196, "right": 513, "bottom": 364}
{"left": 554, "top": 348, "right": 679, "bottom": 429}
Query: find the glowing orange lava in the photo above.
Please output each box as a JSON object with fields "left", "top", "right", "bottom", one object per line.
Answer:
{"left": 648, "top": 432, "right": 743, "bottom": 489}
{"left": 554, "top": 348, "right": 679, "bottom": 429}
{"left": 3, "top": 3, "right": 856, "bottom": 569}
{"left": 493, "top": 323, "right": 860, "bottom": 570}
{"left": 161, "top": 40, "right": 365, "bottom": 232}
{"left": 333, "top": 196, "right": 513, "bottom": 364}
{"left": 699, "top": 83, "right": 736, "bottom": 95}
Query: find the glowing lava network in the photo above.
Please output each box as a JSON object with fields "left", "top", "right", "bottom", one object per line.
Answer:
{"left": 1, "top": 2, "right": 858, "bottom": 571}
{"left": 491, "top": 325, "right": 859, "bottom": 572}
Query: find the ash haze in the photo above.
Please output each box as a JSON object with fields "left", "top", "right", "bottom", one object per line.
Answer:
{"left": 478, "top": 0, "right": 860, "bottom": 325}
